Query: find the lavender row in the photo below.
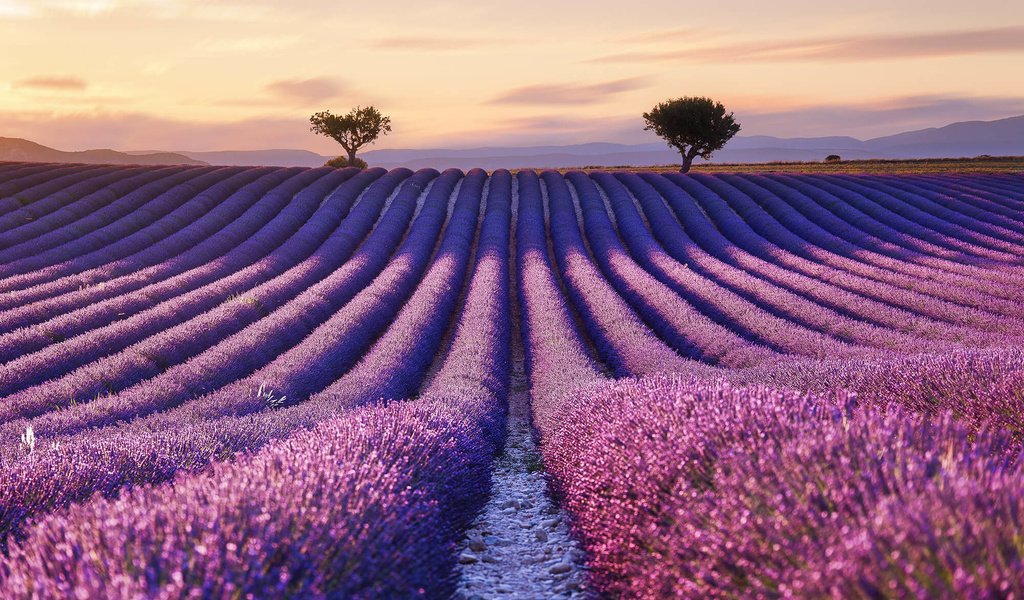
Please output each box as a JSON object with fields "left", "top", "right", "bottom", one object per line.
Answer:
{"left": 831, "top": 173, "right": 1024, "bottom": 259}
{"left": 0, "top": 167, "right": 348, "bottom": 368}
{"left": 749, "top": 173, "right": 1024, "bottom": 292}
{"left": 0, "top": 168, "right": 418, "bottom": 440}
{"left": 514, "top": 171, "right": 604, "bottom": 421}
{"left": 0, "top": 166, "right": 195, "bottom": 257}
{"left": 683, "top": 173, "right": 1024, "bottom": 319}
{"left": 1, "top": 249, "right": 512, "bottom": 596}
{"left": 569, "top": 171, "right": 856, "bottom": 360}
{"left": 0, "top": 167, "right": 333, "bottom": 399}
{"left": 541, "top": 374, "right": 1023, "bottom": 597}
{"left": 0, "top": 164, "right": 75, "bottom": 206}
{"left": 0, "top": 169, "right": 480, "bottom": 552}
{"left": 536, "top": 170, "right": 695, "bottom": 376}
{"left": 897, "top": 175, "right": 1024, "bottom": 234}
{"left": 309, "top": 168, "right": 487, "bottom": 408}
{"left": 0, "top": 167, "right": 243, "bottom": 279}
{"left": 0, "top": 169, "right": 380, "bottom": 419}
{"left": 0, "top": 166, "right": 284, "bottom": 307}
{"left": 826, "top": 174, "right": 1024, "bottom": 254}
{"left": 735, "top": 346, "right": 1024, "bottom": 440}
{"left": 0, "top": 166, "right": 219, "bottom": 268}
{"left": 652, "top": 173, "right": 1024, "bottom": 340}
{"left": 0, "top": 165, "right": 128, "bottom": 234}
{"left": 603, "top": 173, "right": 948, "bottom": 353}
{"left": 0, "top": 167, "right": 267, "bottom": 326}
{"left": 0, "top": 169, "right": 457, "bottom": 544}
{"left": 0, "top": 396, "right": 499, "bottom": 598}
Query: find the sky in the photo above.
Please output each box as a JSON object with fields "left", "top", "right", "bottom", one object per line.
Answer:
{"left": 2, "top": 0, "right": 1024, "bottom": 153}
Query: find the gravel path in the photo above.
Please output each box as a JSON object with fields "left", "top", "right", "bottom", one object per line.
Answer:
{"left": 453, "top": 351, "right": 589, "bottom": 598}
{"left": 453, "top": 176, "right": 589, "bottom": 598}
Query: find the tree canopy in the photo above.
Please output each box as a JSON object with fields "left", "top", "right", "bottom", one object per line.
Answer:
{"left": 643, "top": 97, "right": 740, "bottom": 173}
{"left": 310, "top": 106, "right": 392, "bottom": 166}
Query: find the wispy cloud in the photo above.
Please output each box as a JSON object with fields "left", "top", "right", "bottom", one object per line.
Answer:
{"left": 369, "top": 35, "right": 493, "bottom": 52}
{"left": 615, "top": 27, "right": 715, "bottom": 44}
{"left": 196, "top": 35, "right": 301, "bottom": 54}
{"left": 265, "top": 77, "right": 346, "bottom": 104}
{"left": 1, "top": 0, "right": 153, "bottom": 18}
{"left": 13, "top": 76, "right": 88, "bottom": 91}
{"left": 489, "top": 77, "right": 650, "bottom": 106}
{"left": 592, "top": 26, "right": 1024, "bottom": 63}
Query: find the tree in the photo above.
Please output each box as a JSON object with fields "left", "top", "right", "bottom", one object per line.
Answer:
{"left": 310, "top": 106, "right": 391, "bottom": 166}
{"left": 825, "top": 154, "right": 842, "bottom": 163}
{"left": 643, "top": 97, "right": 740, "bottom": 173}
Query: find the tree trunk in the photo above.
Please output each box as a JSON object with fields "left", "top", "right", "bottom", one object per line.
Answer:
{"left": 347, "top": 148, "right": 358, "bottom": 164}
{"left": 680, "top": 154, "right": 695, "bottom": 173}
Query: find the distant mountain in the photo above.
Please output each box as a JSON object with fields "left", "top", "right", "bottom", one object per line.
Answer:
{"left": 6, "top": 115, "right": 1022, "bottom": 170}
{"left": 865, "top": 115, "right": 1024, "bottom": 158}
{"left": 0, "top": 137, "right": 205, "bottom": 166}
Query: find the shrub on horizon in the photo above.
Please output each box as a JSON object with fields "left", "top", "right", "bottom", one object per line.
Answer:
{"left": 325, "top": 156, "right": 369, "bottom": 169}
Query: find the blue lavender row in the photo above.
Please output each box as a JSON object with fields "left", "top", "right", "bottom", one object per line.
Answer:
{"left": 0, "top": 166, "right": 216, "bottom": 265}
{"left": 600, "top": 173, "right": 944, "bottom": 353}
{"left": 309, "top": 168, "right": 487, "bottom": 408}
{"left": 774, "top": 173, "right": 1024, "bottom": 280}
{"left": 0, "top": 170, "right": 372, "bottom": 418}
{"left": 570, "top": 170, "right": 842, "bottom": 361}
{"left": 0, "top": 165, "right": 245, "bottom": 280}
{"left": 0, "top": 164, "right": 68, "bottom": 204}
{"left": 0, "top": 169, "right": 477, "bottom": 558}
{"left": 0, "top": 166, "right": 265, "bottom": 324}
{"left": 0, "top": 168, "right": 333, "bottom": 400}
{"left": 658, "top": 173, "right": 1024, "bottom": 338}
{"left": 829, "top": 173, "right": 1024, "bottom": 260}
{"left": 539, "top": 169, "right": 707, "bottom": 376}
{"left": 679, "top": 173, "right": 1024, "bottom": 326}
{"left": 0, "top": 166, "right": 284, "bottom": 305}
{"left": 0, "top": 167, "right": 346, "bottom": 369}
{"left": 0, "top": 165, "right": 195, "bottom": 256}
{"left": 888, "top": 175, "right": 1024, "bottom": 237}
{"left": 0, "top": 165, "right": 127, "bottom": 234}
{"left": 0, "top": 168, "right": 413, "bottom": 440}
{"left": 740, "top": 173, "right": 1024, "bottom": 306}
{"left": 0, "top": 171, "right": 458, "bottom": 545}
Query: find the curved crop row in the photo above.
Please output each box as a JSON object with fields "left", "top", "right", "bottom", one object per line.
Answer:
{"left": 1, "top": 164, "right": 1022, "bottom": 597}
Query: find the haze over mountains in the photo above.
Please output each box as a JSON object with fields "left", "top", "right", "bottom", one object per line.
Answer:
{"left": 3, "top": 115, "right": 1023, "bottom": 170}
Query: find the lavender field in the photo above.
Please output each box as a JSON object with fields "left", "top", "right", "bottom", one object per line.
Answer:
{"left": 0, "top": 161, "right": 1022, "bottom": 598}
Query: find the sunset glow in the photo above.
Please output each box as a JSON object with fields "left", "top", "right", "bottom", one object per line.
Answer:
{"left": 3, "top": 0, "right": 1023, "bottom": 151}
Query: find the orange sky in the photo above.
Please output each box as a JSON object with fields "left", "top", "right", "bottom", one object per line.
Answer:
{"left": 2, "top": 0, "right": 1024, "bottom": 152}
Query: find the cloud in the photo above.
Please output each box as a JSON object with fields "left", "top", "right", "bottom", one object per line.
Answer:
{"left": 265, "top": 77, "right": 346, "bottom": 104}
{"left": 0, "top": 0, "right": 160, "bottom": 18}
{"left": 489, "top": 77, "right": 650, "bottom": 106}
{"left": 592, "top": 26, "right": 1024, "bottom": 63}
{"left": 369, "top": 36, "right": 492, "bottom": 52}
{"left": 196, "top": 35, "right": 302, "bottom": 54}
{"left": 615, "top": 27, "right": 715, "bottom": 44}
{"left": 13, "top": 76, "right": 88, "bottom": 91}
